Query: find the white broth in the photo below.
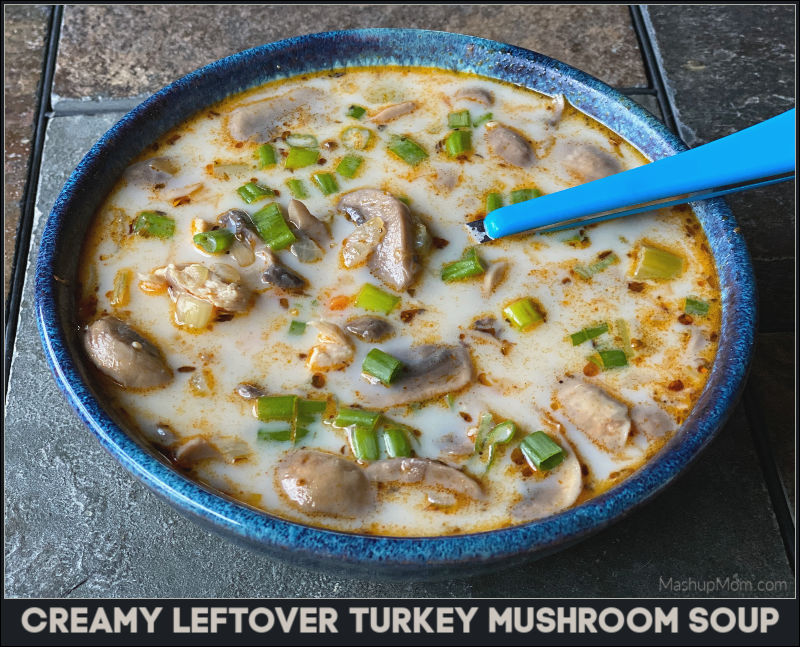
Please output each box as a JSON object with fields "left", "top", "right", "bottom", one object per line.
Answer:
{"left": 78, "top": 67, "right": 720, "bottom": 536}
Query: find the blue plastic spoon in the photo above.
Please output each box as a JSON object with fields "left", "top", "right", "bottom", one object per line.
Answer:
{"left": 468, "top": 108, "right": 795, "bottom": 242}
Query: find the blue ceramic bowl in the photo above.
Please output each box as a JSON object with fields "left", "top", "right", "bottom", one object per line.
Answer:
{"left": 35, "top": 29, "right": 756, "bottom": 579}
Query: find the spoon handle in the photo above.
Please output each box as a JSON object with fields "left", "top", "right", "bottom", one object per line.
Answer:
{"left": 483, "top": 108, "right": 796, "bottom": 239}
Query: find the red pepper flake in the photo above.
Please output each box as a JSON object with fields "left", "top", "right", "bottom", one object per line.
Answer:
{"left": 628, "top": 281, "right": 645, "bottom": 292}
{"left": 562, "top": 277, "right": 571, "bottom": 284}
{"left": 234, "top": 142, "right": 244, "bottom": 148}
{"left": 311, "top": 373, "right": 326, "bottom": 388}
{"left": 510, "top": 447, "right": 525, "bottom": 465}
{"left": 279, "top": 298, "right": 289, "bottom": 309}
{"left": 215, "top": 312, "right": 234, "bottom": 322}
{"left": 172, "top": 196, "right": 191, "bottom": 207}
{"left": 710, "top": 332, "right": 718, "bottom": 341}
{"left": 583, "top": 362, "right": 600, "bottom": 377}
{"left": 298, "top": 353, "right": 308, "bottom": 360}
{"left": 678, "top": 314, "right": 693, "bottom": 325}
{"left": 521, "top": 466, "right": 534, "bottom": 477}
{"left": 477, "top": 372, "right": 492, "bottom": 386}
{"left": 177, "top": 366, "right": 196, "bottom": 373}
{"left": 317, "top": 158, "right": 327, "bottom": 165}
{"left": 459, "top": 412, "right": 473, "bottom": 422}
{"left": 432, "top": 237, "right": 450, "bottom": 249}
{"left": 400, "top": 308, "right": 425, "bottom": 323}
{"left": 668, "top": 380, "right": 684, "bottom": 391}
{"left": 598, "top": 250, "right": 613, "bottom": 259}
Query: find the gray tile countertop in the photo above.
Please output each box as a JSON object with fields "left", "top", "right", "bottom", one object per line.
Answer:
{"left": 4, "top": 5, "right": 795, "bottom": 598}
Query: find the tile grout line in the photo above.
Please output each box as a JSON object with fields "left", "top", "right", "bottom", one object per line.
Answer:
{"left": 4, "top": 4, "right": 63, "bottom": 397}
{"left": 632, "top": 3, "right": 797, "bottom": 568}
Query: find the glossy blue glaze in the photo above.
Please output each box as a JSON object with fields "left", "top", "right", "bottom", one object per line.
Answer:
{"left": 35, "top": 29, "right": 756, "bottom": 579}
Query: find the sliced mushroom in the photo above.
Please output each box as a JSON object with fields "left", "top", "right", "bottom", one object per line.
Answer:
{"left": 227, "top": 87, "right": 323, "bottom": 142}
{"left": 341, "top": 217, "right": 386, "bottom": 268}
{"left": 345, "top": 316, "right": 394, "bottom": 342}
{"left": 83, "top": 316, "right": 172, "bottom": 389}
{"left": 278, "top": 450, "right": 374, "bottom": 516}
{"left": 631, "top": 404, "right": 675, "bottom": 439}
{"left": 307, "top": 321, "right": 355, "bottom": 372}
{"left": 370, "top": 101, "right": 416, "bottom": 124}
{"left": 561, "top": 144, "right": 622, "bottom": 183}
{"left": 485, "top": 122, "right": 536, "bottom": 168}
{"left": 482, "top": 260, "right": 508, "bottom": 295}
{"left": 174, "top": 436, "right": 251, "bottom": 467}
{"left": 259, "top": 248, "right": 307, "bottom": 291}
{"left": 158, "top": 263, "right": 253, "bottom": 312}
{"left": 361, "top": 344, "right": 473, "bottom": 407}
{"left": 123, "top": 157, "right": 178, "bottom": 187}
{"left": 365, "top": 457, "right": 484, "bottom": 500}
{"left": 455, "top": 87, "right": 494, "bottom": 106}
{"left": 286, "top": 200, "right": 330, "bottom": 246}
{"left": 511, "top": 438, "right": 583, "bottom": 522}
{"left": 556, "top": 378, "right": 631, "bottom": 452}
{"left": 217, "top": 208, "right": 259, "bottom": 267}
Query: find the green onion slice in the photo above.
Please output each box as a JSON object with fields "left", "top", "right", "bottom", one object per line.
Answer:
{"left": 445, "top": 129, "right": 472, "bottom": 157}
{"left": 616, "top": 318, "right": 633, "bottom": 357}
{"left": 570, "top": 322, "right": 609, "bottom": 346}
{"left": 597, "top": 349, "right": 628, "bottom": 369}
{"left": 355, "top": 283, "right": 400, "bottom": 314}
{"left": 575, "top": 252, "right": 620, "bottom": 280}
{"left": 346, "top": 105, "right": 367, "bottom": 119}
{"left": 341, "top": 126, "right": 373, "bottom": 150}
{"left": 484, "top": 421, "right": 517, "bottom": 471}
{"left": 447, "top": 110, "right": 471, "bottom": 129}
{"left": 288, "top": 320, "right": 306, "bottom": 335}
{"left": 632, "top": 244, "right": 684, "bottom": 280}
{"left": 257, "top": 143, "right": 277, "bottom": 168}
{"left": 486, "top": 192, "right": 503, "bottom": 214}
{"left": 258, "top": 427, "right": 311, "bottom": 443}
{"left": 286, "top": 133, "right": 318, "bottom": 148}
{"left": 334, "top": 407, "right": 382, "bottom": 431}
{"left": 441, "top": 247, "right": 485, "bottom": 282}
{"left": 510, "top": 187, "right": 542, "bottom": 204}
{"left": 684, "top": 296, "right": 710, "bottom": 316}
{"left": 336, "top": 154, "right": 363, "bottom": 179}
{"left": 362, "top": 348, "right": 404, "bottom": 385}
{"left": 473, "top": 412, "right": 495, "bottom": 453}
{"left": 520, "top": 431, "right": 565, "bottom": 471}
{"left": 193, "top": 230, "right": 234, "bottom": 254}
{"left": 312, "top": 172, "right": 339, "bottom": 196}
{"left": 251, "top": 203, "right": 296, "bottom": 250}
{"left": 256, "top": 395, "right": 297, "bottom": 422}
{"left": 237, "top": 181, "right": 274, "bottom": 204}
{"left": 284, "top": 147, "right": 319, "bottom": 169}
{"left": 382, "top": 425, "right": 412, "bottom": 458}
{"left": 285, "top": 178, "right": 308, "bottom": 199}
{"left": 348, "top": 426, "right": 379, "bottom": 461}
{"left": 133, "top": 211, "right": 175, "bottom": 239}
{"left": 503, "top": 298, "right": 544, "bottom": 331}
{"left": 387, "top": 135, "right": 428, "bottom": 166}
{"left": 472, "top": 112, "right": 493, "bottom": 128}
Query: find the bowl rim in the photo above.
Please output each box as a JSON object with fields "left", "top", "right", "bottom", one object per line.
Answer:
{"left": 35, "top": 27, "right": 757, "bottom": 573}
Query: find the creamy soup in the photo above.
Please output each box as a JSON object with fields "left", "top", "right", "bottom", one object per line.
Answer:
{"left": 78, "top": 67, "right": 720, "bottom": 536}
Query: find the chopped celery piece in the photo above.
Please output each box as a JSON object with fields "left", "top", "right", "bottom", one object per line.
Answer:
{"left": 286, "top": 133, "right": 318, "bottom": 148}
{"left": 312, "top": 172, "right": 339, "bottom": 195}
{"left": 597, "top": 349, "right": 628, "bottom": 369}
{"left": 237, "top": 181, "right": 274, "bottom": 204}
{"left": 288, "top": 320, "right": 306, "bottom": 335}
{"left": 133, "top": 211, "right": 174, "bottom": 239}
{"left": 448, "top": 109, "right": 471, "bottom": 128}
{"left": 257, "top": 143, "right": 277, "bottom": 168}
{"left": 335, "top": 407, "right": 381, "bottom": 431}
{"left": 349, "top": 426, "right": 379, "bottom": 461}
{"left": 285, "top": 178, "right": 308, "bottom": 199}
{"left": 251, "top": 202, "right": 296, "bottom": 250}
{"left": 284, "top": 147, "right": 319, "bottom": 169}
{"left": 346, "top": 105, "right": 366, "bottom": 119}
{"left": 362, "top": 348, "right": 404, "bottom": 385}
{"left": 445, "top": 129, "right": 472, "bottom": 157}
{"left": 486, "top": 192, "right": 503, "bottom": 214}
{"left": 510, "top": 187, "right": 542, "bottom": 204}
{"left": 193, "top": 230, "right": 234, "bottom": 254}
{"left": 685, "top": 296, "right": 710, "bottom": 316}
{"left": 387, "top": 135, "right": 428, "bottom": 166}
{"left": 441, "top": 247, "right": 485, "bottom": 282}
{"left": 632, "top": 244, "right": 684, "bottom": 280}
{"left": 336, "top": 154, "right": 363, "bottom": 178}
{"left": 503, "top": 298, "right": 543, "bottom": 331}
{"left": 382, "top": 426, "right": 412, "bottom": 458}
{"left": 520, "top": 431, "right": 565, "bottom": 471}
{"left": 341, "top": 126, "right": 373, "bottom": 150}
{"left": 355, "top": 283, "right": 400, "bottom": 314}
{"left": 575, "top": 252, "right": 620, "bottom": 279}
{"left": 570, "top": 322, "right": 609, "bottom": 346}
{"left": 256, "top": 395, "right": 297, "bottom": 422}
{"left": 472, "top": 112, "right": 493, "bottom": 127}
